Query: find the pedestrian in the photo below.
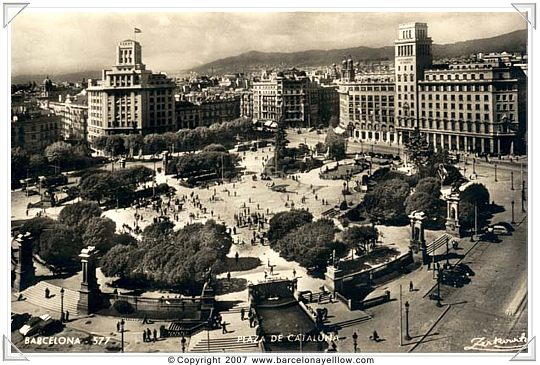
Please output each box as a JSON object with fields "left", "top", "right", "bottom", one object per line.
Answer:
{"left": 44, "top": 287, "right": 50, "bottom": 299}
{"left": 409, "top": 281, "right": 414, "bottom": 292}
{"left": 235, "top": 252, "right": 239, "bottom": 263}
{"left": 222, "top": 321, "right": 228, "bottom": 334}
{"left": 65, "top": 310, "right": 70, "bottom": 322}
{"left": 227, "top": 272, "right": 231, "bottom": 281}
{"left": 264, "top": 270, "right": 268, "bottom": 279}
{"left": 240, "top": 308, "right": 245, "bottom": 320}
{"left": 147, "top": 328, "right": 151, "bottom": 341}
{"left": 292, "top": 269, "right": 296, "bottom": 277}
{"left": 371, "top": 330, "right": 380, "bottom": 342}
{"left": 117, "top": 322, "right": 120, "bottom": 332}
{"left": 153, "top": 328, "right": 158, "bottom": 341}
{"left": 270, "top": 266, "right": 274, "bottom": 275}
{"left": 143, "top": 331, "right": 147, "bottom": 343}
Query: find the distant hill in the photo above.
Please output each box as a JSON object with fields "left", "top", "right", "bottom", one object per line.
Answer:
{"left": 11, "top": 29, "right": 527, "bottom": 83}
{"left": 191, "top": 29, "right": 527, "bottom": 74}
{"left": 11, "top": 70, "right": 102, "bottom": 86}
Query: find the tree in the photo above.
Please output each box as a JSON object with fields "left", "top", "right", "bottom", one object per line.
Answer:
{"left": 38, "top": 224, "right": 82, "bottom": 270}
{"left": 405, "top": 191, "right": 442, "bottom": 217}
{"left": 93, "top": 136, "right": 108, "bottom": 152}
{"left": 203, "top": 144, "right": 228, "bottom": 153}
{"left": 404, "top": 128, "right": 433, "bottom": 171}
{"left": 415, "top": 177, "right": 441, "bottom": 199}
{"left": 100, "top": 244, "right": 138, "bottom": 278}
{"left": 267, "top": 209, "right": 313, "bottom": 244}
{"left": 105, "top": 135, "right": 126, "bottom": 157}
{"left": 11, "top": 147, "right": 29, "bottom": 180}
{"left": 125, "top": 134, "right": 144, "bottom": 157}
{"left": 459, "top": 183, "right": 491, "bottom": 229}
{"left": 142, "top": 220, "right": 175, "bottom": 239}
{"left": 100, "top": 220, "right": 233, "bottom": 288}
{"left": 274, "top": 116, "right": 288, "bottom": 172}
{"left": 19, "top": 217, "right": 56, "bottom": 252}
{"left": 82, "top": 217, "right": 116, "bottom": 252}
{"left": 44, "top": 141, "right": 73, "bottom": 169}
{"left": 28, "top": 154, "right": 49, "bottom": 176}
{"left": 143, "top": 134, "right": 167, "bottom": 155}
{"left": 57, "top": 201, "right": 102, "bottom": 234}
{"left": 273, "top": 219, "right": 340, "bottom": 272}
{"left": 364, "top": 178, "right": 410, "bottom": 224}
{"left": 325, "top": 127, "right": 346, "bottom": 161}
{"left": 342, "top": 225, "right": 379, "bottom": 254}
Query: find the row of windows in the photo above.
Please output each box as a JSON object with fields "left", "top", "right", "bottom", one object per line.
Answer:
{"left": 425, "top": 73, "right": 486, "bottom": 81}
{"left": 397, "top": 74, "right": 415, "bottom": 82}
{"left": 349, "top": 95, "right": 395, "bottom": 102}
{"left": 421, "top": 102, "right": 491, "bottom": 111}
{"left": 421, "top": 94, "right": 489, "bottom": 102}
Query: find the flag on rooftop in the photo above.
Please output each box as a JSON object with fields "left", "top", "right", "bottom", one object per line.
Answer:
{"left": 134, "top": 27, "right": 142, "bottom": 33}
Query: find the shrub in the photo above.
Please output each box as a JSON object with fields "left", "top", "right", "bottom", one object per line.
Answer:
{"left": 113, "top": 300, "right": 134, "bottom": 314}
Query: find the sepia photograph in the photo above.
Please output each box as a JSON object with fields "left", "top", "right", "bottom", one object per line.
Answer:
{"left": 4, "top": 2, "right": 534, "bottom": 361}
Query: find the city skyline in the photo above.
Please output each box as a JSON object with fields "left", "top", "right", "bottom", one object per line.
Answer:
{"left": 12, "top": 12, "right": 526, "bottom": 76}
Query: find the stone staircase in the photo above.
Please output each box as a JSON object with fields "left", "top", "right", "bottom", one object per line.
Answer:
{"left": 189, "top": 335, "right": 261, "bottom": 353}
{"left": 21, "top": 281, "right": 80, "bottom": 316}
{"left": 330, "top": 315, "right": 372, "bottom": 330}
{"left": 187, "top": 310, "right": 260, "bottom": 353}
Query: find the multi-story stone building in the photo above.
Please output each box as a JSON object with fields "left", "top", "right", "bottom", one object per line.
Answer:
{"left": 240, "top": 90, "right": 253, "bottom": 118}
{"left": 175, "top": 95, "right": 240, "bottom": 130}
{"left": 339, "top": 71, "right": 396, "bottom": 143}
{"left": 86, "top": 40, "right": 176, "bottom": 143}
{"left": 48, "top": 92, "right": 88, "bottom": 143}
{"left": 252, "top": 69, "right": 339, "bottom": 128}
{"left": 338, "top": 22, "right": 527, "bottom": 155}
{"left": 11, "top": 104, "right": 61, "bottom": 152}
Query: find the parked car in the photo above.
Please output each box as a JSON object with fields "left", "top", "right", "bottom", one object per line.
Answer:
{"left": 492, "top": 222, "right": 514, "bottom": 234}
{"left": 19, "top": 314, "right": 62, "bottom": 337}
{"left": 11, "top": 313, "right": 31, "bottom": 332}
{"left": 489, "top": 224, "right": 512, "bottom": 236}
{"left": 450, "top": 263, "right": 475, "bottom": 277}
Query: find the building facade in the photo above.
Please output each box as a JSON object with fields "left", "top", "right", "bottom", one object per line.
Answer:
{"left": 86, "top": 40, "right": 176, "bottom": 143}
{"left": 252, "top": 69, "right": 339, "bottom": 128}
{"left": 338, "top": 22, "right": 527, "bottom": 155}
{"left": 175, "top": 95, "right": 240, "bottom": 130}
{"left": 11, "top": 106, "right": 61, "bottom": 153}
{"left": 48, "top": 93, "right": 89, "bottom": 143}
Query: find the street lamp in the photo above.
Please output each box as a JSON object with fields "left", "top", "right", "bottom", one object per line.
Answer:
{"left": 60, "top": 287, "right": 65, "bottom": 322}
{"left": 511, "top": 171, "right": 514, "bottom": 190}
{"left": 404, "top": 301, "right": 411, "bottom": 341}
{"left": 436, "top": 268, "right": 443, "bottom": 308}
{"left": 472, "top": 157, "right": 476, "bottom": 175}
{"left": 352, "top": 331, "right": 358, "bottom": 352}
{"left": 494, "top": 164, "right": 498, "bottom": 182}
{"left": 181, "top": 334, "right": 186, "bottom": 353}
{"left": 120, "top": 319, "right": 125, "bottom": 353}
{"left": 511, "top": 200, "right": 516, "bottom": 224}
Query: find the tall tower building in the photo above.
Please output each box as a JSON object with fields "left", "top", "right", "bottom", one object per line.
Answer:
{"left": 87, "top": 40, "right": 176, "bottom": 143}
{"left": 395, "top": 22, "right": 432, "bottom": 142}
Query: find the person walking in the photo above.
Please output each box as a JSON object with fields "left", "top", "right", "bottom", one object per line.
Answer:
{"left": 143, "top": 331, "right": 147, "bottom": 343}
{"left": 240, "top": 308, "right": 245, "bottom": 321}
{"left": 409, "top": 281, "right": 414, "bottom": 292}
{"left": 117, "top": 322, "right": 121, "bottom": 332}
{"left": 153, "top": 328, "right": 158, "bottom": 342}
{"left": 222, "top": 321, "right": 228, "bottom": 334}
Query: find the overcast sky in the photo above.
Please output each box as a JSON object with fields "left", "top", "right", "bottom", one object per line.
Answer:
{"left": 11, "top": 12, "right": 526, "bottom": 76}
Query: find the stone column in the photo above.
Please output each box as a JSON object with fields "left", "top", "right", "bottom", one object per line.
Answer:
{"left": 481, "top": 138, "right": 485, "bottom": 154}
{"left": 13, "top": 232, "right": 36, "bottom": 292}
{"left": 445, "top": 193, "right": 461, "bottom": 238}
{"left": 77, "top": 246, "right": 101, "bottom": 315}
{"left": 489, "top": 139, "right": 494, "bottom": 154}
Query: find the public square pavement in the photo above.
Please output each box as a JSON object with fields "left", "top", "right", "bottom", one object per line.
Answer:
{"left": 10, "top": 130, "right": 529, "bottom": 352}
